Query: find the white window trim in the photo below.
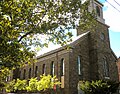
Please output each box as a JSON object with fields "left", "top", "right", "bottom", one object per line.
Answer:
{"left": 78, "top": 56, "right": 81, "bottom": 75}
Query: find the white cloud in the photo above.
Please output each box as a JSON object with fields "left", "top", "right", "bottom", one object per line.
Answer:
{"left": 103, "top": 0, "right": 120, "bottom": 32}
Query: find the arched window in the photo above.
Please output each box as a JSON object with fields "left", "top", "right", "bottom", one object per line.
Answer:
{"left": 96, "top": 6, "right": 101, "bottom": 17}
{"left": 60, "top": 58, "right": 64, "bottom": 76}
{"left": 23, "top": 69, "right": 26, "bottom": 79}
{"left": 42, "top": 64, "right": 46, "bottom": 75}
{"left": 51, "top": 61, "right": 55, "bottom": 76}
{"left": 103, "top": 58, "right": 109, "bottom": 77}
{"left": 78, "top": 56, "right": 81, "bottom": 75}
{"left": 60, "top": 58, "right": 65, "bottom": 88}
{"left": 35, "top": 66, "right": 38, "bottom": 77}
{"left": 100, "top": 33, "right": 105, "bottom": 40}
{"left": 29, "top": 68, "right": 31, "bottom": 79}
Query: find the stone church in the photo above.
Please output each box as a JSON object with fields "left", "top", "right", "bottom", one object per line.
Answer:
{"left": 12, "top": 0, "right": 119, "bottom": 94}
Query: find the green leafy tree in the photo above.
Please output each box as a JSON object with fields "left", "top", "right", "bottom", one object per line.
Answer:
{"left": 14, "top": 79, "right": 27, "bottom": 91}
{"left": 5, "top": 79, "right": 16, "bottom": 93}
{"left": 26, "top": 77, "right": 38, "bottom": 92}
{"left": 0, "top": 0, "right": 94, "bottom": 69}
{"left": 0, "top": 0, "right": 95, "bottom": 90}
{"left": 79, "top": 80, "right": 119, "bottom": 94}
{"left": 0, "top": 68, "right": 10, "bottom": 91}
{"left": 36, "top": 75, "right": 60, "bottom": 91}
{"left": 6, "top": 79, "right": 27, "bottom": 92}
{"left": 5, "top": 75, "right": 60, "bottom": 93}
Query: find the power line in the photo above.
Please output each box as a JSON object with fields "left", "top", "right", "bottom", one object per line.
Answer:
{"left": 105, "top": 0, "right": 120, "bottom": 13}
{"left": 113, "top": 0, "right": 120, "bottom": 7}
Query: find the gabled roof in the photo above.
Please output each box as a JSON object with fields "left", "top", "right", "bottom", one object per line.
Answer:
{"left": 37, "top": 31, "right": 90, "bottom": 59}
{"left": 69, "top": 31, "right": 90, "bottom": 47}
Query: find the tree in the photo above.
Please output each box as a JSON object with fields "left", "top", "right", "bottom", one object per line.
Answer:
{"left": 79, "top": 80, "right": 119, "bottom": 94}
{"left": 5, "top": 75, "right": 60, "bottom": 93}
{"left": 0, "top": 0, "right": 94, "bottom": 69}
{"left": 0, "top": 68, "right": 10, "bottom": 91}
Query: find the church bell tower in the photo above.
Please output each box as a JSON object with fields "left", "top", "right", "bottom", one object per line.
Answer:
{"left": 77, "top": 0, "right": 117, "bottom": 80}
{"left": 88, "top": 0, "right": 105, "bottom": 23}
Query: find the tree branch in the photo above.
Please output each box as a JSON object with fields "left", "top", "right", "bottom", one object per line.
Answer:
{"left": 18, "top": 31, "right": 33, "bottom": 42}
{"left": 18, "top": 5, "right": 48, "bottom": 43}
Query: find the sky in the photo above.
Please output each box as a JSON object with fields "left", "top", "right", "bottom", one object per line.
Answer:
{"left": 99, "top": 0, "right": 120, "bottom": 57}
{"left": 38, "top": 0, "right": 120, "bottom": 58}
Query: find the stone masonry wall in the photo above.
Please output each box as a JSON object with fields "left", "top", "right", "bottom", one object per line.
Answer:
{"left": 69, "top": 34, "right": 90, "bottom": 94}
